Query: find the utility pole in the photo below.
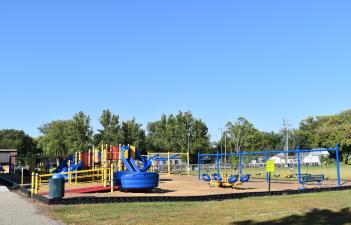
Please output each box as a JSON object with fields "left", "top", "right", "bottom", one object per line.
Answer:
{"left": 224, "top": 131, "right": 227, "bottom": 165}
{"left": 283, "top": 119, "right": 290, "bottom": 166}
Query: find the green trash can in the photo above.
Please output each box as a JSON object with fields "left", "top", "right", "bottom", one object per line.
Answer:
{"left": 49, "top": 173, "right": 65, "bottom": 199}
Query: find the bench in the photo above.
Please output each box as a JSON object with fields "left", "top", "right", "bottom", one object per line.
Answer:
{"left": 299, "top": 174, "right": 325, "bottom": 189}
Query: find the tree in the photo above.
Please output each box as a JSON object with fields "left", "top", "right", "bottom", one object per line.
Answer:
{"left": 0, "top": 129, "right": 37, "bottom": 155}
{"left": 37, "top": 120, "right": 70, "bottom": 156}
{"left": 65, "top": 111, "right": 93, "bottom": 153}
{"left": 146, "top": 111, "right": 210, "bottom": 156}
{"left": 122, "top": 118, "right": 146, "bottom": 150}
{"left": 225, "top": 117, "right": 261, "bottom": 152}
{"left": 96, "top": 109, "right": 123, "bottom": 146}
{"left": 294, "top": 110, "right": 351, "bottom": 162}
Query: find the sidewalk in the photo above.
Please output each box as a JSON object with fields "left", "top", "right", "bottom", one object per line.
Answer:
{"left": 0, "top": 186, "right": 62, "bottom": 225}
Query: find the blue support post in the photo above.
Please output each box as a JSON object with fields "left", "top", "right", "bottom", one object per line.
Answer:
{"left": 239, "top": 151, "right": 242, "bottom": 176}
{"left": 297, "top": 146, "right": 301, "bottom": 188}
{"left": 198, "top": 151, "right": 201, "bottom": 180}
{"left": 265, "top": 148, "right": 269, "bottom": 182}
{"left": 336, "top": 144, "right": 341, "bottom": 186}
{"left": 216, "top": 151, "right": 220, "bottom": 174}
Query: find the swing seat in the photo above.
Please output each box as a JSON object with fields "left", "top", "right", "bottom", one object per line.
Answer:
{"left": 240, "top": 174, "right": 251, "bottom": 183}
{"left": 211, "top": 173, "right": 222, "bottom": 181}
{"left": 227, "top": 175, "right": 239, "bottom": 183}
{"left": 202, "top": 173, "right": 211, "bottom": 182}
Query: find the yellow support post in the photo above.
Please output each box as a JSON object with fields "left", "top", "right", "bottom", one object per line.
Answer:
{"left": 101, "top": 165, "right": 104, "bottom": 184}
{"left": 118, "top": 145, "right": 122, "bottom": 171}
{"left": 168, "top": 151, "right": 171, "bottom": 176}
{"left": 105, "top": 163, "right": 108, "bottom": 187}
{"left": 31, "top": 172, "right": 34, "bottom": 197}
{"left": 92, "top": 168, "right": 95, "bottom": 182}
{"left": 88, "top": 149, "right": 91, "bottom": 168}
{"left": 92, "top": 146, "right": 95, "bottom": 169}
{"left": 101, "top": 141, "right": 104, "bottom": 164}
{"left": 34, "top": 173, "right": 39, "bottom": 194}
{"left": 110, "top": 164, "right": 114, "bottom": 193}
{"left": 75, "top": 170, "right": 78, "bottom": 184}
{"left": 103, "top": 163, "right": 106, "bottom": 187}
{"left": 105, "top": 144, "right": 108, "bottom": 162}
{"left": 68, "top": 160, "right": 71, "bottom": 184}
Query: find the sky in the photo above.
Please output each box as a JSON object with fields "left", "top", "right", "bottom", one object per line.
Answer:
{"left": 1, "top": 1, "right": 351, "bottom": 141}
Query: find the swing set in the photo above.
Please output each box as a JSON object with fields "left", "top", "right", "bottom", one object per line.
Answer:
{"left": 198, "top": 144, "right": 341, "bottom": 189}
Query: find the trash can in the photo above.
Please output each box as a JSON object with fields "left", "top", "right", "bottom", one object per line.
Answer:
{"left": 48, "top": 173, "right": 65, "bottom": 199}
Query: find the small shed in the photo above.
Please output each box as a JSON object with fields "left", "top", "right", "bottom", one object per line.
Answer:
{"left": 0, "top": 149, "right": 17, "bottom": 165}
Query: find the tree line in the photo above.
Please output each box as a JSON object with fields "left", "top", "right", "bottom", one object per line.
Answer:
{"left": 1, "top": 109, "right": 351, "bottom": 162}
{"left": 36, "top": 110, "right": 210, "bottom": 159}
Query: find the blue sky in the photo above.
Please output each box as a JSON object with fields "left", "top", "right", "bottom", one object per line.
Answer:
{"left": 1, "top": 1, "right": 351, "bottom": 141}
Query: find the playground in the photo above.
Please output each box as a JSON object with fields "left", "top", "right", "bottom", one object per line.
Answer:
{"left": 31, "top": 172, "right": 351, "bottom": 199}
{"left": 1, "top": 144, "right": 350, "bottom": 204}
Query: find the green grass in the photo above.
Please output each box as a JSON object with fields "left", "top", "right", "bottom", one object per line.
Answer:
{"left": 48, "top": 190, "right": 351, "bottom": 225}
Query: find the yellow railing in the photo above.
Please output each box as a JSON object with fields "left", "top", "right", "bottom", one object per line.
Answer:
{"left": 31, "top": 166, "right": 115, "bottom": 196}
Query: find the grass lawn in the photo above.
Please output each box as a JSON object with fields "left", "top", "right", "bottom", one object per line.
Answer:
{"left": 48, "top": 190, "right": 351, "bottom": 225}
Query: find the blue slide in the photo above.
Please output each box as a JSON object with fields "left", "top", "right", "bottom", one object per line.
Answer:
{"left": 135, "top": 150, "right": 158, "bottom": 172}
{"left": 53, "top": 155, "right": 83, "bottom": 176}
{"left": 53, "top": 156, "right": 73, "bottom": 173}
{"left": 115, "top": 146, "right": 159, "bottom": 190}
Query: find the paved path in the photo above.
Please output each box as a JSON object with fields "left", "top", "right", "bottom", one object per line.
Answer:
{"left": 0, "top": 186, "right": 63, "bottom": 225}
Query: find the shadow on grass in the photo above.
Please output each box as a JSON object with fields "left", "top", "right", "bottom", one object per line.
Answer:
{"left": 232, "top": 208, "right": 351, "bottom": 225}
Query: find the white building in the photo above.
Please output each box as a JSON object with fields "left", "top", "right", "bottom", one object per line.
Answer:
{"left": 269, "top": 149, "right": 330, "bottom": 165}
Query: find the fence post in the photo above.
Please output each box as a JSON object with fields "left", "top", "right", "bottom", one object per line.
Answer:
{"left": 198, "top": 151, "right": 200, "bottom": 180}
{"left": 168, "top": 151, "right": 171, "bottom": 176}
{"left": 336, "top": 144, "right": 341, "bottom": 186}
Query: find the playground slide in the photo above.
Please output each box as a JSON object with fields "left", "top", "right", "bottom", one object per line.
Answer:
{"left": 53, "top": 156, "right": 73, "bottom": 173}
{"left": 120, "top": 146, "right": 141, "bottom": 173}
{"left": 135, "top": 150, "right": 153, "bottom": 172}
{"left": 115, "top": 146, "right": 159, "bottom": 190}
{"left": 53, "top": 156, "right": 83, "bottom": 174}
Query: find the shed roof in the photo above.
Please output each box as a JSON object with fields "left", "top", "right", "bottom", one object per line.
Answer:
{"left": 0, "top": 149, "right": 17, "bottom": 152}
